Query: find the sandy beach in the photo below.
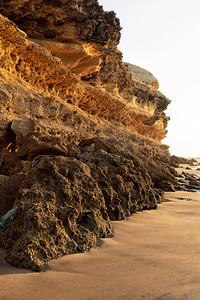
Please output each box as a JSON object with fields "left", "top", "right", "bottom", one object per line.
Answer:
{"left": 1, "top": 167, "right": 200, "bottom": 300}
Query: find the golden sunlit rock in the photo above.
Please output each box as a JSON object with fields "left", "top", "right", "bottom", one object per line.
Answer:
{"left": 0, "top": 1, "right": 181, "bottom": 271}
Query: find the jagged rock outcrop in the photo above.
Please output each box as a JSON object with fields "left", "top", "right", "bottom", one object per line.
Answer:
{"left": 125, "top": 63, "right": 159, "bottom": 89}
{"left": 170, "top": 155, "right": 197, "bottom": 167}
{"left": 0, "top": 1, "right": 179, "bottom": 271}
{"left": 0, "top": 136, "right": 179, "bottom": 271}
{"left": 0, "top": 0, "right": 170, "bottom": 141}
{"left": 0, "top": 0, "right": 121, "bottom": 78}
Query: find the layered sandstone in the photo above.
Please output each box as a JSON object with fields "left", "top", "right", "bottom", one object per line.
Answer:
{"left": 0, "top": 0, "right": 170, "bottom": 140}
{"left": 0, "top": 1, "right": 178, "bottom": 271}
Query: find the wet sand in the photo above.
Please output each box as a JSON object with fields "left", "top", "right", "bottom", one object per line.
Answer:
{"left": 1, "top": 168, "right": 200, "bottom": 299}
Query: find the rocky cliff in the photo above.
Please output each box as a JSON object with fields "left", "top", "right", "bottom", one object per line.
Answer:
{"left": 0, "top": 0, "right": 179, "bottom": 271}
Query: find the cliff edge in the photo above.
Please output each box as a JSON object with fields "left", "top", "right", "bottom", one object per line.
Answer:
{"left": 0, "top": 0, "right": 179, "bottom": 271}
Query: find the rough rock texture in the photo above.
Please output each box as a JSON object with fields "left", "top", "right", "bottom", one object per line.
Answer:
{"left": 126, "top": 63, "right": 159, "bottom": 89}
{"left": 0, "top": 138, "right": 178, "bottom": 271}
{"left": 0, "top": 1, "right": 179, "bottom": 271}
{"left": 180, "top": 172, "right": 200, "bottom": 191}
{"left": 170, "top": 155, "right": 197, "bottom": 167}
{"left": 0, "top": 0, "right": 170, "bottom": 140}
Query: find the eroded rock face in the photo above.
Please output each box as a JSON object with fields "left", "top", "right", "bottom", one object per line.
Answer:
{"left": 0, "top": 0, "right": 120, "bottom": 78}
{"left": 0, "top": 1, "right": 179, "bottom": 271}
{"left": 1, "top": 156, "right": 112, "bottom": 271}
{"left": 0, "top": 0, "right": 170, "bottom": 140}
{"left": 126, "top": 63, "right": 159, "bottom": 89}
{"left": 0, "top": 132, "right": 180, "bottom": 270}
{"left": 0, "top": 138, "right": 178, "bottom": 271}
{"left": 0, "top": 13, "right": 169, "bottom": 141}
{"left": 170, "top": 155, "right": 197, "bottom": 167}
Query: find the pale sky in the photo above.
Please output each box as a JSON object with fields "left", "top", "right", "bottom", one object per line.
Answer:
{"left": 99, "top": 0, "right": 200, "bottom": 157}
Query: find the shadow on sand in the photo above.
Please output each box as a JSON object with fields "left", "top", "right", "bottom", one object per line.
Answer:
{"left": 0, "top": 248, "right": 32, "bottom": 275}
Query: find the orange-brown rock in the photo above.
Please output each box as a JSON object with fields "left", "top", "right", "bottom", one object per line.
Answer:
{"left": 0, "top": 1, "right": 179, "bottom": 271}
{"left": 0, "top": 0, "right": 170, "bottom": 140}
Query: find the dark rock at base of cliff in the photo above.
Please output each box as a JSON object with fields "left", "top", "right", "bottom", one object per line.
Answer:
{"left": 1, "top": 156, "right": 112, "bottom": 271}
{"left": 0, "top": 173, "right": 25, "bottom": 219}
{"left": 170, "top": 155, "right": 198, "bottom": 167}
{"left": 0, "top": 136, "right": 178, "bottom": 271}
{"left": 176, "top": 172, "right": 200, "bottom": 192}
